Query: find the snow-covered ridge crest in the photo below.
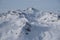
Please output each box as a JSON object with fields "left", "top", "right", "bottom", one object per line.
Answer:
{"left": 0, "top": 8, "right": 60, "bottom": 40}
{"left": 0, "top": 9, "right": 28, "bottom": 40}
{"left": 37, "top": 11, "right": 60, "bottom": 23}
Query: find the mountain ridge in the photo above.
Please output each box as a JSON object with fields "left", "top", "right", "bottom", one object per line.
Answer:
{"left": 0, "top": 8, "right": 60, "bottom": 40}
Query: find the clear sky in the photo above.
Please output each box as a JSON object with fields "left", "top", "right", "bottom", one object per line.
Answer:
{"left": 0, "top": 0, "right": 60, "bottom": 13}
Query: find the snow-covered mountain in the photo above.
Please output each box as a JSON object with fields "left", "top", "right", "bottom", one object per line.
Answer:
{"left": 0, "top": 8, "right": 60, "bottom": 40}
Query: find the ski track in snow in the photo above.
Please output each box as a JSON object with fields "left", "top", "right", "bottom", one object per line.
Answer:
{"left": 0, "top": 8, "right": 60, "bottom": 40}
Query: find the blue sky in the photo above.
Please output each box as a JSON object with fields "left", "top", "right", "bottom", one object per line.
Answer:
{"left": 0, "top": 0, "right": 60, "bottom": 13}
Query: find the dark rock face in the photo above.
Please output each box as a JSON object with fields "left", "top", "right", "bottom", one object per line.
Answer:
{"left": 25, "top": 22, "right": 31, "bottom": 35}
{"left": 25, "top": 27, "right": 31, "bottom": 32}
{"left": 58, "top": 15, "right": 60, "bottom": 20}
{"left": 12, "top": 11, "right": 17, "bottom": 13}
{"left": 50, "top": 12, "right": 52, "bottom": 14}
{"left": 21, "top": 22, "right": 32, "bottom": 35}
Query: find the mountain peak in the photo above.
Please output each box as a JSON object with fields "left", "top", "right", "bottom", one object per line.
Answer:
{"left": 23, "top": 7, "right": 39, "bottom": 14}
{"left": 0, "top": 8, "right": 60, "bottom": 40}
{"left": 27, "top": 7, "right": 39, "bottom": 12}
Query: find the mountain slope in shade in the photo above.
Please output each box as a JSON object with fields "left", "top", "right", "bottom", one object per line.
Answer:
{"left": 0, "top": 8, "right": 60, "bottom": 40}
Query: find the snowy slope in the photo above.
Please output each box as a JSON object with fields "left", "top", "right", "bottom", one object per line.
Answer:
{"left": 0, "top": 8, "right": 60, "bottom": 40}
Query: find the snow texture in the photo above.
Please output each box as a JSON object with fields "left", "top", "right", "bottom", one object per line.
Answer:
{"left": 0, "top": 8, "right": 60, "bottom": 40}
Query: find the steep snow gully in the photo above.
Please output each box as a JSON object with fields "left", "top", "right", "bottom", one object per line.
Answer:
{"left": 0, "top": 8, "right": 60, "bottom": 40}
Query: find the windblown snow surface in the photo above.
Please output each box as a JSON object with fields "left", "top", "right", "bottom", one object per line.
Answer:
{"left": 0, "top": 8, "right": 60, "bottom": 40}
